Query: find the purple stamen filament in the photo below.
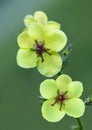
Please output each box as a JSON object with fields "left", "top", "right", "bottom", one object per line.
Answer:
{"left": 34, "top": 40, "right": 51, "bottom": 62}
{"left": 51, "top": 93, "right": 67, "bottom": 111}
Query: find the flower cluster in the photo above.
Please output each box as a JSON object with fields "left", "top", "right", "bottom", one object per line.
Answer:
{"left": 16, "top": 11, "right": 67, "bottom": 77}
{"left": 16, "top": 11, "right": 85, "bottom": 123}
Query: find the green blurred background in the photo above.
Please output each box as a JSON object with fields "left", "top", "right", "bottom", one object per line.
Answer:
{"left": 0, "top": 0, "right": 92, "bottom": 130}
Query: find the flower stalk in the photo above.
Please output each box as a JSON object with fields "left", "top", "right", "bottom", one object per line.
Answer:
{"left": 76, "top": 118, "right": 83, "bottom": 130}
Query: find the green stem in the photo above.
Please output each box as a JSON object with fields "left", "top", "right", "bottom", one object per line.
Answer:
{"left": 76, "top": 118, "right": 83, "bottom": 130}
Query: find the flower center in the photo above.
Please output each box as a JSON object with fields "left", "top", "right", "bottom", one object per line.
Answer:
{"left": 34, "top": 40, "right": 51, "bottom": 62}
{"left": 51, "top": 92, "right": 68, "bottom": 111}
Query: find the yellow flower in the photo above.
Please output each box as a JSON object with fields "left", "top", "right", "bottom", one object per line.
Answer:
{"left": 40, "top": 74, "right": 85, "bottom": 122}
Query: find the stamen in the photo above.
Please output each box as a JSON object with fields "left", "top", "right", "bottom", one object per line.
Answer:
{"left": 51, "top": 99, "right": 59, "bottom": 106}
{"left": 34, "top": 40, "right": 51, "bottom": 62}
{"left": 44, "top": 50, "right": 51, "bottom": 55}
{"left": 35, "top": 40, "right": 38, "bottom": 44}
{"left": 51, "top": 92, "right": 68, "bottom": 111}
{"left": 40, "top": 54, "right": 44, "bottom": 62}
{"left": 59, "top": 103, "right": 62, "bottom": 111}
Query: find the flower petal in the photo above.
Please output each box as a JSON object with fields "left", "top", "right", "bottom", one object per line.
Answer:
{"left": 45, "top": 21, "right": 60, "bottom": 30}
{"left": 24, "top": 15, "right": 36, "bottom": 27}
{"left": 56, "top": 74, "right": 72, "bottom": 92}
{"left": 40, "top": 79, "right": 58, "bottom": 99}
{"left": 34, "top": 11, "right": 48, "bottom": 25}
{"left": 16, "top": 49, "right": 37, "bottom": 68}
{"left": 67, "top": 81, "right": 83, "bottom": 98}
{"left": 44, "top": 29, "right": 67, "bottom": 52}
{"left": 17, "top": 31, "right": 34, "bottom": 49}
{"left": 65, "top": 98, "right": 85, "bottom": 118}
{"left": 37, "top": 52, "right": 62, "bottom": 77}
{"left": 28, "top": 22, "right": 44, "bottom": 41}
{"left": 42, "top": 99, "right": 65, "bottom": 122}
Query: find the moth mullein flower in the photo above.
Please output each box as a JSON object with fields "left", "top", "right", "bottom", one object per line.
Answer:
{"left": 16, "top": 20, "right": 67, "bottom": 77}
{"left": 40, "top": 74, "right": 85, "bottom": 122}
